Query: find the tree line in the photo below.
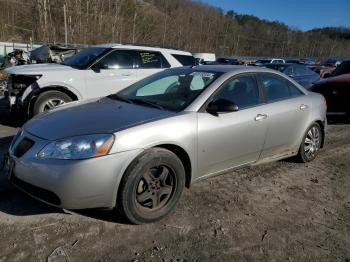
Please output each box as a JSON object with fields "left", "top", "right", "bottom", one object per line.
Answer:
{"left": 0, "top": 0, "right": 349, "bottom": 58}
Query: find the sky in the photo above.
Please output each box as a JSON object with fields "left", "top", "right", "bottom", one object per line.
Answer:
{"left": 199, "top": 0, "right": 350, "bottom": 31}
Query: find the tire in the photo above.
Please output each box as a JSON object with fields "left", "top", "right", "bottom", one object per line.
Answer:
{"left": 297, "top": 123, "right": 322, "bottom": 163}
{"left": 117, "top": 148, "right": 186, "bottom": 224}
{"left": 33, "top": 90, "right": 72, "bottom": 116}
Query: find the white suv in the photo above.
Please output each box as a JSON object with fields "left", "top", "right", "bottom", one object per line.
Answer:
{"left": 5, "top": 44, "right": 195, "bottom": 116}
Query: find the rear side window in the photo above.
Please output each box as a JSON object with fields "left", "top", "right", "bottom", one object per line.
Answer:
{"left": 171, "top": 54, "right": 196, "bottom": 66}
{"left": 136, "top": 51, "right": 170, "bottom": 69}
{"left": 288, "top": 82, "right": 304, "bottom": 97}
{"left": 261, "top": 74, "right": 303, "bottom": 102}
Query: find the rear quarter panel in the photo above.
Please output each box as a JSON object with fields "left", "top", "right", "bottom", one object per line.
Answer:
{"left": 306, "top": 91, "right": 327, "bottom": 141}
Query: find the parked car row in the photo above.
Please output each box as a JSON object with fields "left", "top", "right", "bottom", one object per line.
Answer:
{"left": 259, "top": 63, "right": 320, "bottom": 89}
{"left": 3, "top": 46, "right": 348, "bottom": 120}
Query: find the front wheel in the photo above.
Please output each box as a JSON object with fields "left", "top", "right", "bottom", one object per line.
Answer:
{"left": 297, "top": 123, "right": 322, "bottom": 163}
{"left": 33, "top": 90, "right": 72, "bottom": 116}
{"left": 117, "top": 148, "right": 185, "bottom": 224}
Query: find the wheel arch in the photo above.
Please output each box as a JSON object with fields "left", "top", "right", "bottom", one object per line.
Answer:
{"left": 28, "top": 85, "right": 80, "bottom": 115}
{"left": 153, "top": 144, "right": 192, "bottom": 188}
{"left": 315, "top": 119, "right": 326, "bottom": 148}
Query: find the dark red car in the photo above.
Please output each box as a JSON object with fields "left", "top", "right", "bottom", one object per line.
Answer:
{"left": 311, "top": 73, "right": 350, "bottom": 119}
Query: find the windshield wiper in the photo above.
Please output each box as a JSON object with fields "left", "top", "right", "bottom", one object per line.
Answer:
{"left": 131, "top": 98, "right": 165, "bottom": 110}
{"left": 107, "top": 94, "right": 134, "bottom": 104}
{"left": 107, "top": 95, "right": 165, "bottom": 110}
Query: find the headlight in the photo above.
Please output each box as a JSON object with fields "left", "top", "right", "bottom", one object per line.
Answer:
{"left": 38, "top": 134, "right": 114, "bottom": 160}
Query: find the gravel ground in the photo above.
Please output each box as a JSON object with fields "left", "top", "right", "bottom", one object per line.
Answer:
{"left": 0, "top": 107, "right": 349, "bottom": 261}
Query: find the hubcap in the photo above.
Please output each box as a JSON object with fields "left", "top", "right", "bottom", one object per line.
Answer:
{"left": 304, "top": 126, "right": 321, "bottom": 159}
{"left": 136, "top": 165, "right": 175, "bottom": 211}
{"left": 43, "top": 99, "right": 66, "bottom": 111}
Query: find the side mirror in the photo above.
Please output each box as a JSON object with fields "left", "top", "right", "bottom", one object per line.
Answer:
{"left": 91, "top": 63, "right": 108, "bottom": 72}
{"left": 206, "top": 99, "right": 239, "bottom": 116}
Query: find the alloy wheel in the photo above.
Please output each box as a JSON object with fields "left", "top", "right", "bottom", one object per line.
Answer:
{"left": 304, "top": 126, "right": 321, "bottom": 160}
{"left": 43, "top": 99, "right": 66, "bottom": 111}
{"left": 135, "top": 165, "right": 176, "bottom": 211}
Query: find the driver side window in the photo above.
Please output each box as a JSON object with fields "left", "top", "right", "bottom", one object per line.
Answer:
{"left": 212, "top": 75, "right": 261, "bottom": 109}
{"left": 95, "top": 50, "right": 134, "bottom": 69}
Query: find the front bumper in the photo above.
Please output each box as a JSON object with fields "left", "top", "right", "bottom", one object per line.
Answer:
{"left": 7, "top": 130, "right": 143, "bottom": 209}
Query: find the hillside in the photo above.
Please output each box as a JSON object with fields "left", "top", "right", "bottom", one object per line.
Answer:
{"left": 0, "top": 0, "right": 349, "bottom": 57}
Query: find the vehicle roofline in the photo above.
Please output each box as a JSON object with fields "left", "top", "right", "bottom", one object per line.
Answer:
{"left": 91, "top": 43, "right": 191, "bottom": 54}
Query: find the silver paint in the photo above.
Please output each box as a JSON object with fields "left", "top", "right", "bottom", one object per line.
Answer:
{"left": 8, "top": 66, "right": 327, "bottom": 210}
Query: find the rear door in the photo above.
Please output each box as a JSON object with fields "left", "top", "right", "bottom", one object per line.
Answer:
{"left": 197, "top": 74, "right": 268, "bottom": 176}
{"left": 258, "top": 73, "right": 310, "bottom": 159}
{"left": 134, "top": 50, "right": 170, "bottom": 82}
{"left": 86, "top": 50, "right": 138, "bottom": 98}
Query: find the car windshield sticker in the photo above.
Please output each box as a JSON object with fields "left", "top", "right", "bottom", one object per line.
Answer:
{"left": 140, "top": 52, "right": 159, "bottom": 64}
{"left": 190, "top": 72, "right": 215, "bottom": 78}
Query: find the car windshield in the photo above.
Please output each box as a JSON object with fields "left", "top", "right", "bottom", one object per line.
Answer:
{"left": 63, "top": 47, "right": 109, "bottom": 69}
{"left": 112, "top": 69, "right": 222, "bottom": 111}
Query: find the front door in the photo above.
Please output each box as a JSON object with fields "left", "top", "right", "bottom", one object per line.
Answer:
{"left": 197, "top": 74, "right": 268, "bottom": 177}
{"left": 86, "top": 50, "right": 138, "bottom": 98}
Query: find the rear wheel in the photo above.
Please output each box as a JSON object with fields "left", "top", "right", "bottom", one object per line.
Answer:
{"left": 117, "top": 148, "right": 185, "bottom": 224}
{"left": 297, "top": 123, "right": 322, "bottom": 163}
{"left": 33, "top": 90, "right": 72, "bottom": 116}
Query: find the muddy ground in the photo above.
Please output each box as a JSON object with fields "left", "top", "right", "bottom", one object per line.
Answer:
{"left": 0, "top": 107, "right": 349, "bottom": 261}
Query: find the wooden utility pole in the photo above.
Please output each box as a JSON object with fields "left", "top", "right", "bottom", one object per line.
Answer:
{"left": 64, "top": 4, "right": 68, "bottom": 45}
{"left": 132, "top": 0, "right": 138, "bottom": 44}
{"left": 162, "top": 0, "right": 168, "bottom": 47}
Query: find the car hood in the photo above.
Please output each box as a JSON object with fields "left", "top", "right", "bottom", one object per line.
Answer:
{"left": 24, "top": 97, "right": 175, "bottom": 140}
{"left": 5, "top": 63, "right": 77, "bottom": 75}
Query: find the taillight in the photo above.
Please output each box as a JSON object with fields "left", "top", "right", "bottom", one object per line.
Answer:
{"left": 323, "top": 95, "right": 328, "bottom": 108}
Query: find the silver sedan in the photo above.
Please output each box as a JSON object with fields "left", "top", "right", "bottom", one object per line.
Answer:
{"left": 4, "top": 66, "right": 327, "bottom": 224}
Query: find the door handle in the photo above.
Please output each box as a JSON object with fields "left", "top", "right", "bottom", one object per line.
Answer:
{"left": 300, "top": 104, "right": 309, "bottom": 110}
{"left": 255, "top": 114, "right": 268, "bottom": 121}
{"left": 121, "top": 73, "right": 132, "bottom": 76}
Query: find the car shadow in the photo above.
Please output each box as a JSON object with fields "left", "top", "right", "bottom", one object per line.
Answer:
{"left": 0, "top": 140, "right": 63, "bottom": 216}
{"left": 0, "top": 174, "right": 127, "bottom": 222}
{"left": 0, "top": 112, "right": 26, "bottom": 128}
{"left": 74, "top": 209, "right": 129, "bottom": 224}
{"left": 0, "top": 96, "right": 26, "bottom": 128}
{"left": 327, "top": 116, "right": 350, "bottom": 125}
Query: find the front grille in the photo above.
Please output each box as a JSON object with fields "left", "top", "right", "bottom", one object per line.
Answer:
{"left": 14, "top": 138, "right": 34, "bottom": 158}
{"left": 11, "top": 175, "right": 61, "bottom": 205}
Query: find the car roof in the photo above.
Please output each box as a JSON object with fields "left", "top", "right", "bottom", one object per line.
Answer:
{"left": 192, "top": 65, "right": 281, "bottom": 74}
{"left": 92, "top": 43, "right": 191, "bottom": 55}
{"left": 263, "top": 63, "right": 298, "bottom": 66}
